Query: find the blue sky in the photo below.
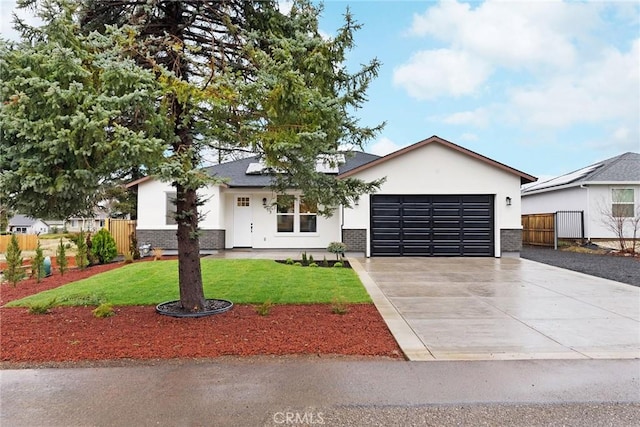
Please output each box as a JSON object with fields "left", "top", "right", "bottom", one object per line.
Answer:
{"left": 2, "top": 0, "right": 639, "bottom": 182}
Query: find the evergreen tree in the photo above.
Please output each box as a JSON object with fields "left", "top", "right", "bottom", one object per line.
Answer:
{"left": 56, "top": 237, "right": 68, "bottom": 275}
{"left": 32, "top": 240, "right": 45, "bottom": 283}
{"left": 75, "top": 230, "right": 89, "bottom": 270}
{"left": 2, "top": 0, "right": 383, "bottom": 312}
{"left": 3, "top": 234, "right": 25, "bottom": 287}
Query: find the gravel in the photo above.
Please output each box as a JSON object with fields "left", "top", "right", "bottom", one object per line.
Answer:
{"left": 521, "top": 245, "right": 639, "bottom": 287}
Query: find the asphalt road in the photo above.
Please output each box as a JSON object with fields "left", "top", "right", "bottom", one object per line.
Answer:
{"left": 2, "top": 358, "right": 639, "bottom": 426}
{"left": 521, "top": 246, "right": 640, "bottom": 286}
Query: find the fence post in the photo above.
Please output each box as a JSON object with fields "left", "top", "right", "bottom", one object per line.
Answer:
{"left": 580, "top": 210, "right": 585, "bottom": 244}
{"left": 554, "top": 212, "right": 558, "bottom": 250}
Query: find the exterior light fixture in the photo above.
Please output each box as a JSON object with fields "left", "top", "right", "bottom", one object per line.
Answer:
{"left": 354, "top": 196, "right": 360, "bottom": 207}
{"left": 505, "top": 196, "right": 512, "bottom": 206}
{"left": 262, "top": 197, "right": 267, "bottom": 207}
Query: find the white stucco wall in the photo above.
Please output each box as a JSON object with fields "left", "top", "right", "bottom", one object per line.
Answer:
{"left": 221, "top": 189, "right": 341, "bottom": 249}
{"left": 343, "top": 142, "right": 524, "bottom": 256}
{"left": 136, "top": 179, "right": 222, "bottom": 230}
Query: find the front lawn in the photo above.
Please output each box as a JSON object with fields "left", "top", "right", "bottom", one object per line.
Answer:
{"left": 5, "top": 259, "right": 370, "bottom": 307}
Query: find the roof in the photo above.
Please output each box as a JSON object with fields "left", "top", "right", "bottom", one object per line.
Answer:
{"left": 8, "top": 214, "right": 44, "bottom": 227}
{"left": 522, "top": 152, "right": 640, "bottom": 195}
{"left": 338, "top": 135, "right": 537, "bottom": 185}
{"left": 127, "top": 151, "right": 382, "bottom": 189}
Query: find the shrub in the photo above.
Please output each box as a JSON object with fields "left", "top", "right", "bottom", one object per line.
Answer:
{"left": 333, "top": 262, "right": 343, "bottom": 268}
{"left": 129, "top": 232, "right": 141, "bottom": 260}
{"left": 92, "top": 303, "right": 115, "bottom": 318}
{"left": 123, "top": 252, "right": 134, "bottom": 264}
{"left": 301, "top": 251, "right": 308, "bottom": 266}
{"left": 308, "top": 254, "right": 314, "bottom": 264}
{"left": 152, "top": 247, "right": 164, "bottom": 260}
{"left": 75, "top": 230, "right": 89, "bottom": 270}
{"left": 28, "top": 298, "right": 57, "bottom": 315}
{"left": 32, "top": 240, "right": 45, "bottom": 283}
{"left": 285, "top": 258, "right": 294, "bottom": 265}
{"left": 91, "top": 229, "right": 117, "bottom": 264}
{"left": 255, "top": 300, "right": 273, "bottom": 316}
{"left": 322, "top": 256, "right": 329, "bottom": 267}
{"left": 56, "top": 238, "right": 68, "bottom": 276}
{"left": 294, "top": 262, "right": 302, "bottom": 266}
{"left": 3, "top": 234, "right": 25, "bottom": 286}
{"left": 331, "top": 297, "right": 349, "bottom": 315}
{"left": 327, "top": 242, "right": 347, "bottom": 260}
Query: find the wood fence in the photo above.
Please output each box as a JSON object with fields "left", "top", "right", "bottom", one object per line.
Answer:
{"left": 522, "top": 213, "right": 555, "bottom": 246}
{"left": 105, "top": 219, "right": 137, "bottom": 255}
{"left": 0, "top": 234, "right": 39, "bottom": 252}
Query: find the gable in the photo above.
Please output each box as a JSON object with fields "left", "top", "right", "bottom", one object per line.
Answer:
{"left": 340, "top": 135, "right": 536, "bottom": 185}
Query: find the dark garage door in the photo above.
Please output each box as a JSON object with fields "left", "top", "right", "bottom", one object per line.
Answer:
{"left": 370, "top": 195, "right": 494, "bottom": 256}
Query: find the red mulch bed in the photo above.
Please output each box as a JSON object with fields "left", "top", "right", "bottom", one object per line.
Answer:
{"left": 1, "top": 260, "right": 403, "bottom": 366}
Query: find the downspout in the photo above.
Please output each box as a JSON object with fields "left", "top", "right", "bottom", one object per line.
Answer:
{"left": 580, "top": 184, "right": 590, "bottom": 242}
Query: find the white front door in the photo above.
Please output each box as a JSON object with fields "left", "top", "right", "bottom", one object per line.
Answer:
{"left": 233, "top": 196, "right": 253, "bottom": 247}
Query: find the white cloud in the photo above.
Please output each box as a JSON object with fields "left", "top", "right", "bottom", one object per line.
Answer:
{"left": 440, "top": 108, "right": 489, "bottom": 128}
{"left": 367, "top": 137, "right": 404, "bottom": 156}
{"left": 393, "top": 49, "right": 491, "bottom": 99}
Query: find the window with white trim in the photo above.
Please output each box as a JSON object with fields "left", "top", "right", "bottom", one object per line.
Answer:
{"left": 612, "top": 189, "right": 634, "bottom": 218}
{"left": 276, "top": 195, "right": 317, "bottom": 233}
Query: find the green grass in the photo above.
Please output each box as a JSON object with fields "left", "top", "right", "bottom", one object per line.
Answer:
{"left": 5, "top": 259, "right": 371, "bottom": 307}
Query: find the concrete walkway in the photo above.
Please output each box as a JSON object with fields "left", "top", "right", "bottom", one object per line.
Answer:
{"left": 351, "top": 256, "right": 640, "bottom": 361}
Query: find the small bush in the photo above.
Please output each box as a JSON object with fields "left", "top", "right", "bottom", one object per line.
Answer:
{"left": 91, "top": 229, "right": 118, "bottom": 264}
{"left": 255, "top": 300, "right": 273, "bottom": 316}
{"left": 301, "top": 251, "right": 308, "bottom": 266}
{"left": 308, "top": 254, "right": 314, "bottom": 264}
{"left": 333, "top": 262, "right": 343, "bottom": 268}
{"left": 28, "top": 298, "right": 57, "bottom": 315}
{"left": 327, "top": 242, "right": 347, "bottom": 260}
{"left": 65, "top": 243, "right": 71, "bottom": 249}
{"left": 309, "top": 262, "right": 318, "bottom": 268}
{"left": 331, "top": 297, "right": 349, "bottom": 315}
{"left": 285, "top": 258, "right": 294, "bottom": 265}
{"left": 152, "top": 247, "right": 164, "bottom": 260}
{"left": 129, "top": 232, "right": 140, "bottom": 260}
{"left": 294, "top": 262, "right": 302, "bottom": 266}
{"left": 123, "top": 253, "right": 134, "bottom": 264}
{"left": 322, "top": 256, "right": 329, "bottom": 267}
{"left": 92, "top": 303, "right": 115, "bottom": 318}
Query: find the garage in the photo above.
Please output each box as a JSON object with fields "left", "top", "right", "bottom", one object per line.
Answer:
{"left": 370, "top": 194, "right": 494, "bottom": 256}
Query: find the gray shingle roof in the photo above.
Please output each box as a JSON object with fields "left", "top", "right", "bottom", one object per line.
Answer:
{"left": 8, "top": 214, "right": 39, "bottom": 227}
{"left": 522, "top": 152, "right": 640, "bottom": 194}
{"left": 205, "top": 151, "right": 381, "bottom": 187}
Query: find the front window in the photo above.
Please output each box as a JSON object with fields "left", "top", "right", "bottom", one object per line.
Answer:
{"left": 276, "top": 195, "right": 318, "bottom": 233}
{"left": 166, "top": 192, "right": 177, "bottom": 225}
{"left": 276, "top": 195, "right": 295, "bottom": 232}
{"left": 612, "top": 189, "right": 634, "bottom": 218}
{"left": 299, "top": 198, "right": 317, "bottom": 233}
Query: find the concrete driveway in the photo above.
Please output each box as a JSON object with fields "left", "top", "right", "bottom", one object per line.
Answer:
{"left": 350, "top": 256, "right": 640, "bottom": 361}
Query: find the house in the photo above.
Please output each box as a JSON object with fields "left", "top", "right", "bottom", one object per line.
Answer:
{"left": 7, "top": 214, "right": 50, "bottom": 234}
{"left": 129, "top": 135, "right": 536, "bottom": 257}
{"left": 521, "top": 152, "right": 640, "bottom": 242}
{"left": 64, "top": 209, "right": 109, "bottom": 233}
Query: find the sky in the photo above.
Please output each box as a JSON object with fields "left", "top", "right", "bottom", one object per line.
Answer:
{"left": 1, "top": 0, "right": 639, "bottom": 183}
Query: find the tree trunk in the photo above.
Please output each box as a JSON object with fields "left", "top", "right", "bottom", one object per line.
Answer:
{"left": 176, "top": 184, "right": 206, "bottom": 311}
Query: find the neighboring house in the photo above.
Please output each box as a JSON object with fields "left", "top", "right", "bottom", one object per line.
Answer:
{"left": 129, "top": 135, "right": 536, "bottom": 257}
{"left": 8, "top": 214, "right": 49, "bottom": 234}
{"left": 64, "top": 209, "right": 109, "bottom": 233}
{"left": 521, "top": 152, "right": 640, "bottom": 241}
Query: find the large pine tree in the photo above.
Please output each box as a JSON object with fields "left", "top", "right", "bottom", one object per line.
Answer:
{"left": 1, "top": 0, "right": 383, "bottom": 312}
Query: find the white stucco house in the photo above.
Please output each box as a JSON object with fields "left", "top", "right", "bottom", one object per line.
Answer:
{"left": 7, "top": 214, "right": 50, "bottom": 234}
{"left": 129, "top": 135, "right": 536, "bottom": 257}
{"left": 521, "top": 152, "right": 640, "bottom": 241}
